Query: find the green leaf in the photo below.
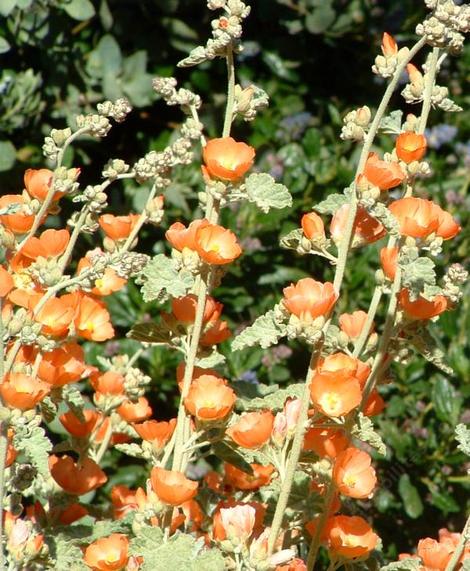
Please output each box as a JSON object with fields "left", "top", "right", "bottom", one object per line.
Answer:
{"left": 370, "top": 202, "right": 400, "bottom": 237}
{"left": 398, "top": 474, "right": 424, "bottom": 519}
{"left": 244, "top": 173, "right": 292, "bottom": 213}
{"left": 13, "top": 424, "right": 52, "bottom": 477}
{"left": 0, "top": 0, "right": 17, "bottom": 17}
{"left": 127, "top": 322, "right": 171, "bottom": 345}
{"left": 97, "top": 35, "right": 122, "bottom": 74}
{"left": 400, "top": 255, "right": 436, "bottom": 299}
{"left": 379, "top": 110, "right": 404, "bottom": 135}
{"left": 232, "top": 308, "right": 287, "bottom": 351}
{"left": 432, "top": 378, "right": 462, "bottom": 425}
{"left": 0, "top": 37, "right": 11, "bottom": 54}
{"left": 52, "top": 536, "right": 88, "bottom": 570}
{"left": 351, "top": 413, "right": 387, "bottom": 456}
{"left": 409, "top": 329, "right": 454, "bottom": 375}
{"left": 195, "top": 351, "right": 225, "bottom": 368}
{"left": 99, "top": 0, "right": 113, "bottom": 30}
{"left": 114, "top": 443, "right": 145, "bottom": 459}
{"left": 130, "top": 527, "right": 164, "bottom": 556}
{"left": 380, "top": 560, "right": 421, "bottom": 571}
{"left": 305, "top": 5, "right": 336, "bottom": 34}
{"left": 139, "top": 254, "right": 194, "bottom": 303}
{"left": 63, "top": 0, "right": 96, "bottom": 21}
{"left": 314, "top": 192, "right": 349, "bottom": 215}
{"left": 62, "top": 385, "right": 86, "bottom": 422}
{"left": 0, "top": 141, "right": 16, "bottom": 171}
{"left": 431, "top": 489, "right": 460, "bottom": 514}
{"left": 235, "top": 382, "right": 304, "bottom": 412}
{"left": 455, "top": 423, "right": 470, "bottom": 456}
{"left": 212, "top": 442, "right": 254, "bottom": 475}
{"left": 280, "top": 228, "right": 303, "bottom": 251}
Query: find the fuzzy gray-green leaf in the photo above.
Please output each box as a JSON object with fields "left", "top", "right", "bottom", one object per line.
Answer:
{"left": 140, "top": 254, "right": 194, "bottom": 303}
{"left": 232, "top": 309, "right": 287, "bottom": 351}
{"left": 244, "top": 172, "right": 292, "bottom": 213}
{"left": 455, "top": 423, "right": 470, "bottom": 456}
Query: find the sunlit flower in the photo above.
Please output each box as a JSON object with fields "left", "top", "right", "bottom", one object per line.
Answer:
{"left": 150, "top": 467, "right": 198, "bottom": 506}
{"left": 333, "top": 447, "right": 377, "bottom": 499}
{"left": 203, "top": 137, "right": 255, "bottom": 182}
{"left": 49, "top": 455, "right": 107, "bottom": 495}
{"left": 363, "top": 152, "right": 405, "bottom": 190}
{"left": 339, "top": 310, "right": 372, "bottom": 340}
{"left": 330, "top": 205, "right": 386, "bottom": 246}
{"left": 195, "top": 223, "right": 242, "bottom": 265}
{"left": 226, "top": 410, "right": 274, "bottom": 449}
{"left": 184, "top": 375, "right": 236, "bottom": 421}
{"left": 0, "top": 373, "right": 49, "bottom": 410}
{"left": 98, "top": 214, "right": 140, "bottom": 241}
{"left": 323, "top": 515, "right": 378, "bottom": 559}
{"left": 398, "top": 289, "right": 448, "bottom": 320}
{"left": 395, "top": 132, "right": 427, "bottom": 163}
{"left": 282, "top": 278, "right": 337, "bottom": 322}
{"left": 84, "top": 533, "right": 129, "bottom": 571}
{"left": 301, "top": 212, "right": 325, "bottom": 241}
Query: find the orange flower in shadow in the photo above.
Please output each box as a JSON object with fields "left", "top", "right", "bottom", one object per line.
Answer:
{"left": 150, "top": 467, "right": 198, "bottom": 506}
{"left": 75, "top": 294, "right": 114, "bottom": 341}
{"left": 339, "top": 310, "right": 372, "bottom": 340}
{"left": 224, "top": 463, "right": 274, "bottom": 490}
{"left": 165, "top": 219, "right": 209, "bottom": 252}
{"left": 59, "top": 410, "right": 100, "bottom": 438}
{"left": 363, "top": 152, "right": 405, "bottom": 190}
{"left": 203, "top": 137, "right": 255, "bottom": 182}
{"left": 98, "top": 214, "right": 140, "bottom": 241}
{"left": 171, "top": 294, "right": 223, "bottom": 324}
{"left": 301, "top": 212, "right": 326, "bottom": 241}
{"left": 398, "top": 289, "right": 448, "bottom": 320}
{"left": 133, "top": 419, "right": 176, "bottom": 452}
{"left": 330, "top": 205, "right": 386, "bottom": 246}
{"left": 49, "top": 455, "right": 107, "bottom": 495}
{"left": 117, "top": 397, "right": 152, "bottom": 423}
{"left": 35, "top": 296, "right": 75, "bottom": 337}
{"left": 24, "top": 168, "right": 63, "bottom": 202}
{"left": 0, "top": 195, "right": 35, "bottom": 234}
{"left": 303, "top": 426, "right": 349, "bottom": 458}
{"left": 0, "top": 266, "right": 14, "bottom": 298}
{"left": 389, "top": 197, "right": 439, "bottom": 239}
{"left": 380, "top": 246, "right": 399, "bottom": 281}
{"left": 38, "top": 342, "right": 92, "bottom": 387}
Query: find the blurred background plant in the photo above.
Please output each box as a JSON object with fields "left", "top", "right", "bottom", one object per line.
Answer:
{"left": 0, "top": 0, "right": 468, "bottom": 560}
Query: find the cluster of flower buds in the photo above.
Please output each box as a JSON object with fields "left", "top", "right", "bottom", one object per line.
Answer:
{"left": 418, "top": 0, "right": 470, "bottom": 54}
{"left": 341, "top": 105, "right": 371, "bottom": 141}
{"left": 372, "top": 33, "right": 410, "bottom": 78}
{"left": 178, "top": 1, "right": 251, "bottom": 67}
{"left": 152, "top": 76, "right": 202, "bottom": 113}
{"left": 402, "top": 59, "right": 462, "bottom": 112}
{"left": 233, "top": 83, "right": 269, "bottom": 122}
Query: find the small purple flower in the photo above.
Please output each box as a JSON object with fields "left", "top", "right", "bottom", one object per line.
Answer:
{"left": 425, "top": 124, "right": 458, "bottom": 149}
{"left": 238, "top": 370, "right": 259, "bottom": 384}
{"left": 276, "top": 112, "right": 312, "bottom": 142}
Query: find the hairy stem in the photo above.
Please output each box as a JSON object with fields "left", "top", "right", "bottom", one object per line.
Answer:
{"left": 222, "top": 47, "right": 236, "bottom": 139}
{"left": 267, "top": 37, "right": 427, "bottom": 558}
{"left": 306, "top": 484, "right": 336, "bottom": 570}
{"left": 353, "top": 284, "right": 383, "bottom": 357}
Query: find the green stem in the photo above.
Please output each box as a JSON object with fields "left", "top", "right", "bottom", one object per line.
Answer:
{"left": 352, "top": 284, "right": 383, "bottom": 358}
{"left": 222, "top": 47, "right": 236, "bottom": 138}
{"left": 267, "top": 37, "right": 427, "bottom": 559}
{"left": 444, "top": 515, "right": 470, "bottom": 571}
{"left": 306, "top": 484, "right": 336, "bottom": 570}
{"left": 94, "top": 419, "right": 113, "bottom": 464}
{"left": 0, "top": 423, "right": 7, "bottom": 571}
{"left": 417, "top": 48, "right": 440, "bottom": 135}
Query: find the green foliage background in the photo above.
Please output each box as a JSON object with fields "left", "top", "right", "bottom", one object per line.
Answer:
{"left": 1, "top": 0, "right": 469, "bottom": 559}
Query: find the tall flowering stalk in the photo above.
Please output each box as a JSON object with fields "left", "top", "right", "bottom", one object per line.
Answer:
{"left": 0, "top": 1, "right": 469, "bottom": 570}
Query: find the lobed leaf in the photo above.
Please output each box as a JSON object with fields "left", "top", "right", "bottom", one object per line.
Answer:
{"left": 400, "top": 255, "right": 436, "bottom": 299}
{"left": 127, "top": 322, "right": 171, "bottom": 345}
{"left": 13, "top": 424, "right": 52, "bottom": 477}
{"left": 314, "top": 191, "right": 349, "bottom": 215}
{"left": 232, "top": 309, "right": 287, "bottom": 351}
{"left": 139, "top": 254, "right": 194, "bottom": 303}
{"left": 244, "top": 172, "right": 292, "bottom": 213}
{"left": 351, "top": 413, "right": 386, "bottom": 456}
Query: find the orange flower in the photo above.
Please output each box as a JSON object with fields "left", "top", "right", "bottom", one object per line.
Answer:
{"left": 91, "top": 371, "right": 125, "bottom": 395}
{"left": 282, "top": 278, "right": 337, "bottom": 322}
{"left": 389, "top": 197, "right": 439, "bottom": 239}
{"left": 310, "top": 374, "right": 362, "bottom": 417}
{"left": 381, "top": 32, "right": 397, "bottom": 56}
{"left": 133, "top": 419, "right": 176, "bottom": 451}
{"left": 363, "top": 152, "right": 405, "bottom": 190}
{"left": 35, "top": 296, "right": 75, "bottom": 337}
{"left": 59, "top": 410, "right": 100, "bottom": 438}
{"left": 0, "top": 266, "right": 14, "bottom": 298}
{"left": 58, "top": 503, "right": 89, "bottom": 525}
{"left": 195, "top": 223, "right": 242, "bottom": 265}
{"left": 398, "top": 289, "right": 448, "bottom": 320}
{"left": 165, "top": 219, "right": 209, "bottom": 252}
{"left": 75, "top": 294, "right": 114, "bottom": 342}
{"left": 200, "top": 319, "right": 231, "bottom": 346}
{"left": 303, "top": 426, "right": 349, "bottom": 458}
{"left": 224, "top": 463, "right": 274, "bottom": 490}
{"left": 330, "top": 205, "right": 386, "bottom": 246}
{"left": 21, "top": 229, "right": 70, "bottom": 260}
{"left": 301, "top": 212, "right": 325, "bottom": 241}
{"left": 317, "top": 352, "right": 370, "bottom": 386}
{"left": 98, "top": 214, "right": 140, "bottom": 241}
{"left": 150, "top": 467, "right": 198, "bottom": 506}
{"left": 333, "top": 447, "right": 377, "bottom": 499}
{"left": 111, "top": 485, "right": 147, "bottom": 519}
{"left": 176, "top": 363, "right": 223, "bottom": 391}
{"left": 395, "top": 132, "right": 427, "bottom": 163}
{"left": 117, "top": 397, "right": 152, "bottom": 423}
{"left": 24, "top": 168, "right": 62, "bottom": 202}
{"left": 202, "top": 137, "right": 255, "bottom": 182}
{"left": 0, "top": 195, "right": 35, "bottom": 234}
{"left": 0, "top": 373, "right": 49, "bottom": 410}
{"left": 226, "top": 410, "right": 274, "bottom": 449}
{"left": 323, "top": 515, "right": 378, "bottom": 559}
{"left": 417, "top": 538, "right": 453, "bottom": 570}
{"left": 84, "top": 533, "right": 129, "bottom": 571}
{"left": 212, "top": 500, "right": 265, "bottom": 542}
{"left": 77, "top": 257, "right": 126, "bottom": 296}
{"left": 433, "top": 204, "right": 461, "bottom": 240}
{"left": 171, "top": 294, "right": 223, "bottom": 324}
{"left": 49, "top": 455, "right": 107, "bottom": 495}
{"left": 407, "top": 63, "right": 424, "bottom": 89}
{"left": 363, "top": 390, "right": 385, "bottom": 417}
{"left": 275, "top": 559, "right": 307, "bottom": 571}
{"left": 38, "top": 342, "right": 91, "bottom": 387}
{"left": 339, "top": 310, "right": 372, "bottom": 340}
{"left": 380, "top": 246, "right": 398, "bottom": 281}
{"left": 185, "top": 375, "right": 236, "bottom": 421}
{"left": 5, "top": 430, "right": 17, "bottom": 468}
